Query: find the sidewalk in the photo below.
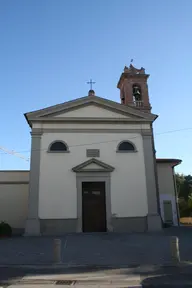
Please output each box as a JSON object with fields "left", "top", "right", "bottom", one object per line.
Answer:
{"left": 2, "top": 263, "right": 192, "bottom": 287}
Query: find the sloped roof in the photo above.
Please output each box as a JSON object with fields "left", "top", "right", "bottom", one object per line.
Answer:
{"left": 25, "top": 95, "right": 157, "bottom": 126}
{"left": 156, "top": 158, "right": 182, "bottom": 167}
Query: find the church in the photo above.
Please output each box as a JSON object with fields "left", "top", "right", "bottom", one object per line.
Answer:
{"left": 0, "top": 64, "right": 181, "bottom": 235}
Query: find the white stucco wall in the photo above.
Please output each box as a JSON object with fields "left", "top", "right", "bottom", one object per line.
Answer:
{"left": 157, "top": 163, "right": 178, "bottom": 226}
{"left": 38, "top": 131, "right": 148, "bottom": 219}
{"left": 0, "top": 171, "right": 29, "bottom": 229}
{"left": 157, "top": 163, "right": 175, "bottom": 196}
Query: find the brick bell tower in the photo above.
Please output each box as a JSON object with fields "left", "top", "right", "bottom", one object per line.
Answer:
{"left": 117, "top": 64, "right": 151, "bottom": 112}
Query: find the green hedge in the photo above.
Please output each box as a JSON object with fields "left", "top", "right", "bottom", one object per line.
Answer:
{"left": 0, "top": 222, "right": 12, "bottom": 237}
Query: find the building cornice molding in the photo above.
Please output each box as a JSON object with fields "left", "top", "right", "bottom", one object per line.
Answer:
{"left": 0, "top": 181, "right": 29, "bottom": 184}
{"left": 29, "top": 117, "right": 154, "bottom": 125}
{"left": 31, "top": 128, "right": 152, "bottom": 135}
{"left": 30, "top": 131, "right": 43, "bottom": 136}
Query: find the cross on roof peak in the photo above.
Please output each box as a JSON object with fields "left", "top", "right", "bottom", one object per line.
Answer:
{"left": 87, "top": 79, "right": 96, "bottom": 90}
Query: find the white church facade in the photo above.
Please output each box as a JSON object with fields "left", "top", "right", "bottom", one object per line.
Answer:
{"left": 0, "top": 65, "right": 181, "bottom": 235}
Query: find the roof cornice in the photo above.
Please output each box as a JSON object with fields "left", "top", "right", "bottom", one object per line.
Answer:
{"left": 25, "top": 95, "right": 157, "bottom": 126}
{"left": 28, "top": 117, "right": 154, "bottom": 125}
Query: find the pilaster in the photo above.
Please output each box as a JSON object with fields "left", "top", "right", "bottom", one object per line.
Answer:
{"left": 142, "top": 131, "right": 162, "bottom": 231}
{"left": 25, "top": 131, "right": 42, "bottom": 236}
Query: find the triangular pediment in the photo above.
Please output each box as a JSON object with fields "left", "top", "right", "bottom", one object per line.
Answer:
{"left": 53, "top": 103, "right": 129, "bottom": 119}
{"left": 25, "top": 95, "right": 157, "bottom": 126}
{"left": 72, "top": 158, "right": 115, "bottom": 173}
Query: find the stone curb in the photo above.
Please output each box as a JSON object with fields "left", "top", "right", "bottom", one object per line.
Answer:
{"left": 0, "top": 264, "right": 134, "bottom": 269}
{"left": 0, "top": 262, "right": 190, "bottom": 269}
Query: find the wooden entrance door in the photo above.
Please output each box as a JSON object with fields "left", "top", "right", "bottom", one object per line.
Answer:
{"left": 82, "top": 182, "right": 106, "bottom": 232}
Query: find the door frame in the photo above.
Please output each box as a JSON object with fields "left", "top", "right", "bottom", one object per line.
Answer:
{"left": 76, "top": 172, "right": 112, "bottom": 232}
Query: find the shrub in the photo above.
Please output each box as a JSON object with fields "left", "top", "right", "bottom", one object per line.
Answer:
{"left": 0, "top": 222, "right": 12, "bottom": 237}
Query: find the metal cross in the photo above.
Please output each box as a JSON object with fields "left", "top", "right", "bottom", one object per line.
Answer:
{"left": 87, "top": 79, "right": 96, "bottom": 90}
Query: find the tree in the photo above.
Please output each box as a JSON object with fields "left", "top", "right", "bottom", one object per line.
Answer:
{"left": 175, "top": 173, "right": 185, "bottom": 198}
{"left": 176, "top": 173, "right": 192, "bottom": 201}
{"left": 176, "top": 173, "right": 192, "bottom": 217}
{"left": 188, "top": 194, "right": 192, "bottom": 210}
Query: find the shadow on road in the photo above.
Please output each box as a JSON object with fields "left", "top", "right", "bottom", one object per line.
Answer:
{"left": 134, "top": 263, "right": 192, "bottom": 287}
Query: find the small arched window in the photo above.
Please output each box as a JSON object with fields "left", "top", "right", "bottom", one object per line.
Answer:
{"left": 48, "top": 141, "right": 69, "bottom": 153}
{"left": 117, "top": 141, "right": 136, "bottom": 152}
{"left": 132, "top": 84, "right": 142, "bottom": 101}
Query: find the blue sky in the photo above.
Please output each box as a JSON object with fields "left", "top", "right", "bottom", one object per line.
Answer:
{"left": 0, "top": 0, "right": 191, "bottom": 174}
